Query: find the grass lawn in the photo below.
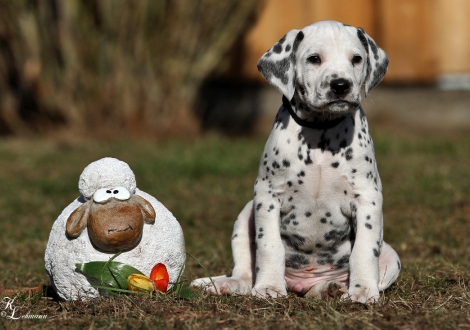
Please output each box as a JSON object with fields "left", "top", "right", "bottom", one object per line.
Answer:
{"left": 0, "top": 129, "right": 469, "bottom": 329}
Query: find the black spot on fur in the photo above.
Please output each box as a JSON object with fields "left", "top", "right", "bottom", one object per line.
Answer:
{"left": 258, "top": 57, "right": 291, "bottom": 85}
{"left": 336, "top": 254, "right": 350, "bottom": 268}
{"left": 286, "top": 253, "right": 309, "bottom": 269}
{"left": 365, "top": 223, "right": 372, "bottom": 229}
{"left": 292, "top": 31, "right": 304, "bottom": 52}
{"left": 345, "top": 148, "right": 353, "bottom": 160}
{"left": 256, "top": 203, "right": 263, "bottom": 211}
{"left": 305, "top": 211, "right": 312, "bottom": 217}
{"left": 331, "top": 162, "right": 340, "bottom": 168}
{"left": 281, "top": 234, "right": 305, "bottom": 251}
{"left": 368, "top": 38, "right": 379, "bottom": 60}
{"left": 324, "top": 229, "right": 348, "bottom": 242}
{"left": 304, "top": 154, "right": 313, "bottom": 165}
{"left": 373, "top": 248, "right": 380, "bottom": 257}
{"left": 283, "top": 159, "right": 290, "bottom": 167}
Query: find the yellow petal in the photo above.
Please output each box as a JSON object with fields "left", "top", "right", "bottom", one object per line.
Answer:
{"left": 127, "top": 274, "right": 156, "bottom": 293}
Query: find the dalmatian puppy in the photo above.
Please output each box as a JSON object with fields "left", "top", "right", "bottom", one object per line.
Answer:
{"left": 191, "top": 20, "right": 401, "bottom": 303}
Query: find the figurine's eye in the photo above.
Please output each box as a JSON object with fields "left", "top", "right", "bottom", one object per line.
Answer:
{"left": 93, "top": 188, "right": 113, "bottom": 203}
{"left": 111, "top": 187, "right": 131, "bottom": 201}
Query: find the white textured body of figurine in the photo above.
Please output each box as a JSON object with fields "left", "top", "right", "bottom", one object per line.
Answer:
{"left": 45, "top": 157, "right": 185, "bottom": 300}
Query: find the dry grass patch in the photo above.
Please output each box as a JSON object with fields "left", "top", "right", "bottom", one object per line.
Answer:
{"left": 0, "top": 131, "right": 469, "bottom": 329}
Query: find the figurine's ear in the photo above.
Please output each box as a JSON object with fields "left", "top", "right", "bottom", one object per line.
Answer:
{"left": 133, "top": 195, "right": 156, "bottom": 224}
{"left": 66, "top": 201, "right": 91, "bottom": 238}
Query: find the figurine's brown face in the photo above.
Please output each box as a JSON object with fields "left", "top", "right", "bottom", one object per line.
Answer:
{"left": 66, "top": 187, "right": 156, "bottom": 253}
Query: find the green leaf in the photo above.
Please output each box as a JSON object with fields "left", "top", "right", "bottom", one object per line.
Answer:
{"left": 92, "top": 285, "right": 153, "bottom": 296}
{"left": 76, "top": 261, "right": 145, "bottom": 290}
{"left": 175, "top": 285, "right": 199, "bottom": 299}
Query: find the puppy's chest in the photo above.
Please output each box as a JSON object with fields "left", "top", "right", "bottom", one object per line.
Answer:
{"left": 257, "top": 109, "right": 378, "bottom": 269}
{"left": 273, "top": 143, "right": 354, "bottom": 241}
{"left": 260, "top": 109, "right": 376, "bottom": 208}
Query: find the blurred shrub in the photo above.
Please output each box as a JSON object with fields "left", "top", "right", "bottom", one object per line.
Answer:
{"left": 0, "top": 0, "right": 259, "bottom": 137}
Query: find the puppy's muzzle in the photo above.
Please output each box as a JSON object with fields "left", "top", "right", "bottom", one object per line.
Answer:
{"left": 330, "top": 78, "right": 351, "bottom": 96}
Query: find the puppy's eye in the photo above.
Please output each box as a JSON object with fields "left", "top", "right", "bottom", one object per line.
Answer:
{"left": 307, "top": 55, "right": 321, "bottom": 64}
{"left": 352, "top": 55, "right": 362, "bottom": 65}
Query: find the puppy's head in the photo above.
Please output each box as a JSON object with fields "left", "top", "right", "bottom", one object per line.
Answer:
{"left": 258, "top": 20, "right": 388, "bottom": 116}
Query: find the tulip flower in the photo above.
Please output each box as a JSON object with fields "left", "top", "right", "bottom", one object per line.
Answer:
{"left": 127, "top": 274, "right": 156, "bottom": 293}
{"left": 150, "top": 263, "right": 169, "bottom": 293}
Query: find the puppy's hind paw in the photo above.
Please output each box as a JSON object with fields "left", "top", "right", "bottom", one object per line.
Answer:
{"left": 325, "top": 282, "right": 348, "bottom": 300}
{"left": 191, "top": 275, "right": 252, "bottom": 296}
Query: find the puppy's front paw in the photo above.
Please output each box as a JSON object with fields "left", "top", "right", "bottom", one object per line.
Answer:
{"left": 342, "top": 283, "right": 380, "bottom": 303}
{"left": 252, "top": 285, "right": 287, "bottom": 298}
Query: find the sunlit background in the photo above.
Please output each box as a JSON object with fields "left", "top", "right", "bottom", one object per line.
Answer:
{"left": 1, "top": 0, "right": 469, "bottom": 138}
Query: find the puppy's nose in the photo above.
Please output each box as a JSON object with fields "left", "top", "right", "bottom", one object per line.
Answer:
{"left": 330, "top": 78, "right": 350, "bottom": 95}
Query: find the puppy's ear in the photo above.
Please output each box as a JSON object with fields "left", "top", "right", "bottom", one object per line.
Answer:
{"left": 356, "top": 28, "right": 388, "bottom": 96}
{"left": 66, "top": 200, "right": 91, "bottom": 238}
{"left": 133, "top": 195, "right": 156, "bottom": 224}
{"left": 257, "top": 29, "right": 304, "bottom": 100}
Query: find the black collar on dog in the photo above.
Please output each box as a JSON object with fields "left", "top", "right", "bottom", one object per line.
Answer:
{"left": 282, "top": 96, "right": 347, "bottom": 130}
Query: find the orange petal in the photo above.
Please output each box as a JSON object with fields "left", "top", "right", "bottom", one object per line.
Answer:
{"left": 150, "top": 263, "right": 169, "bottom": 293}
{"left": 127, "top": 274, "right": 156, "bottom": 293}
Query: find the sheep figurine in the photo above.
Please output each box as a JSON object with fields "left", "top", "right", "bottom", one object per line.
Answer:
{"left": 45, "top": 157, "right": 186, "bottom": 300}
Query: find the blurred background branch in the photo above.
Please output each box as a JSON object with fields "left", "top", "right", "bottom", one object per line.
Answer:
{"left": 0, "top": 0, "right": 260, "bottom": 137}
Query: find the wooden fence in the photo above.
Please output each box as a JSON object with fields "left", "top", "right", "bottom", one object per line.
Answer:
{"left": 228, "top": 0, "right": 470, "bottom": 85}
